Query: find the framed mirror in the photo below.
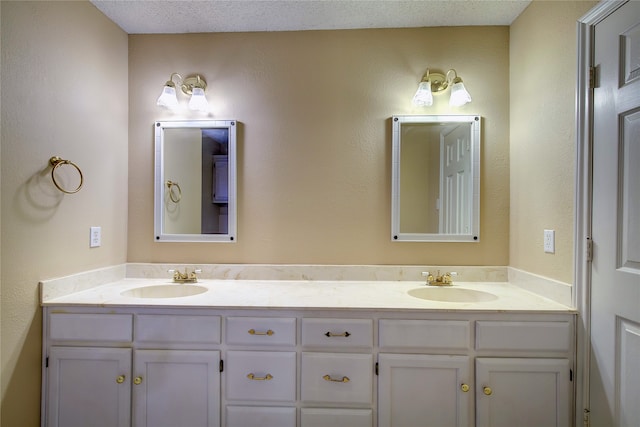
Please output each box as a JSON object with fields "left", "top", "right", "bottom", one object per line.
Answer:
{"left": 391, "top": 115, "right": 480, "bottom": 242}
{"left": 154, "top": 120, "right": 237, "bottom": 242}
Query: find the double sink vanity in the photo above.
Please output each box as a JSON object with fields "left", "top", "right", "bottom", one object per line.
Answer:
{"left": 40, "top": 264, "right": 576, "bottom": 427}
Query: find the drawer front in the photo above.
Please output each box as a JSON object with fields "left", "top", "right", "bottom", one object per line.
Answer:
{"left": 301, "top": 408, "right": 373, "bottom": 427}
{"left": 302, "top": 318, "right": 373, "bottom": 349}
{"left": 301, "top": 352, "right": 373, "bottom": 405}
{"left": 135, "top": 315, "right": 221, "bottom": 345}
{"left": 379, "top": 319, "right": 470, "bottom": 351}
{"left": 476, "top": 320, "right": 572, "bottom": 353}
{"left": 226, "top": 317, "right": 296, "bottom": 347}
{"left": 226, "top": 406, "right": 296, "bottom": 427}
{"left": 49, "top": 313, "right": 133, "bottom": 343}
{"left": 226, "top": 351, "right": 296, "bottom": 402}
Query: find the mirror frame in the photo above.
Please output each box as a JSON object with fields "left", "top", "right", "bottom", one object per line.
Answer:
{"left": 391, "top": 115, "right": 481, "bottom": 242}
{"left": 154, "top": 120, "right": 237, "bottom": 242}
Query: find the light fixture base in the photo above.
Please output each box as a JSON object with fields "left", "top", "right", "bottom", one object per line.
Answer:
{"left": 427, "top": 72, "right": 449, "bottom": 93}
{"left": 180, "top": 75, "right": 207, "bottom": 95}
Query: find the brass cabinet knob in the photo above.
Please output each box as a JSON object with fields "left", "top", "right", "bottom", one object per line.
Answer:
{"left": 116, "top": 375, "right": 125, "bottom": 384}
{"left": 460, "top": 383, "right": 470, "bottom": 392}
{"left": 134, "top": 376, "right": 143, "bottom": 385}
{"left": 483, "top": 386, "right": 492, "bottom": 395}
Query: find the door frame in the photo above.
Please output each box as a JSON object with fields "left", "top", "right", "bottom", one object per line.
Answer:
{"left": 574, "top": 1, "right": 628, "bottom": 424}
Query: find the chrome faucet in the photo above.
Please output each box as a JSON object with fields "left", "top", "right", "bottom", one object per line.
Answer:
{"left": 422, "top": 270, "right": 457, "bottom": 286}
{"left": 168, "top": 268, "right": 201, "bottom": 283}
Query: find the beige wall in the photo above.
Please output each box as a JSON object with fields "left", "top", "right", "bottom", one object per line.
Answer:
{"left": 129, "top": 27, "right": 510, "bottom": 265}
{"left": 0, "top": 2, "right": 129, "bottom": 425}
{"left": 509, "top": 0, "right": 596, "bottom": 284}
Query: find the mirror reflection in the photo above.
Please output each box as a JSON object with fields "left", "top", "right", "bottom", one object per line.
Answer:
{"left": 391, "top": 115, "right": 480, "bottom": 242}
{"left": 154, "top": 120, "right": 237, "bottom": 242}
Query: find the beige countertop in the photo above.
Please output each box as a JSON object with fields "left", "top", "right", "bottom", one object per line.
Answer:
{"left": 41, "top": 278, "right": 575, "bottom": 313}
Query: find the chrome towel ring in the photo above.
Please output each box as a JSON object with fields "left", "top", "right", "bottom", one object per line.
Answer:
{"left": 166, "top": 180, "right": 182, "bottom": 203}
{"left": 49, "top": 156, "right": 83, "bottom": 194}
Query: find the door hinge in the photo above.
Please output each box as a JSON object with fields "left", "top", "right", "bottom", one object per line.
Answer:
{"left": 589, "top": 66, "right": 597, "bottom": 89}
{"left": 219, "top": 359, "right": 224, "bottom": 373}
{"left": 375, "top": 362, "right": 379, "bottom": 376}
{"left": 45, "top": 356, "right": 49, "bottom": 368}
{"left": 570, "top": 368, "right": 573, "bottom": 381}
{"left": 583, "top": 408, "right": 591, "bottom": 427}
{"left": 586, "top": 237, "right": 593, "bottom": 262}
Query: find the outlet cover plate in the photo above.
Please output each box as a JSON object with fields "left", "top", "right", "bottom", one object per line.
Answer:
{"left": 90, "top": 226, "right": 101, "bottom": 248}
{"left": 544, "top": 229, "right": 555, "bottom": 253}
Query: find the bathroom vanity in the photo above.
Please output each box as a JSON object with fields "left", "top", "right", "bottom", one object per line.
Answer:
{"left": 40, "top": 274, "right": 575, "bottom": 427}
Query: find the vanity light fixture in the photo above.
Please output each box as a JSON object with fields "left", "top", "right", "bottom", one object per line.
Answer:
{"left": 412, "top": 69, "right": 472, "bottom": 107}
{"left": 157, "top": 72, "right": 209, "bottom": 112}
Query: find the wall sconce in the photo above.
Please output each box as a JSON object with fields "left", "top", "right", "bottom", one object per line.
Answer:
{"left": 157, "top": 73, "right": 209, "bottom": 112}
{"left": 412, "top": 69, "right": 472, "bottom": 107}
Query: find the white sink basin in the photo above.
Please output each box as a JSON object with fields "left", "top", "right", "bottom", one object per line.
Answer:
{"left": 121, "top": 284, "right": 208, "bottom": 299}
{"left": 408, "top": 287, "right": 498, "bottom": 303}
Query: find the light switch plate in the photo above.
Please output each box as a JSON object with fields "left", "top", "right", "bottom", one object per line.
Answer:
{"left": 90, "top": 226, "right": 101, "bottom": 248}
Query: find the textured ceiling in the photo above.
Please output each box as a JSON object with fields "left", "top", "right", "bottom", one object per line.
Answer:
{"left": 90, "top": 0, "right": 532, "bottom": 34}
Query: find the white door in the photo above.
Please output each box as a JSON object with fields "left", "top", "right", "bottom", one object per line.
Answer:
{"left": 47, "top": 347, "right": 131, "bottom": 427}
{"left": 475, "top": 358, "right": 570, "bottom": 427}
{"left": 590, "top": 2, "right": 640, "bottom": 426}
{"left": 378, "top": 354, "right": 471, "bottom": 427}
{"left": 440, "top": 125, "right": 472, "bottom": 234}
{"left": 132, "top": 349, "right": 220, "bottom": 427}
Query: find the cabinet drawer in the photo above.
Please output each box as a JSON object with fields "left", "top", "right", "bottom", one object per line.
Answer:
{"left": 301, "top": 408, "right": 373, "bottom": 427}
{"left": 379, "top": 319, "right": 470, "bottom": 351}
{"left": 301, "top": 352, "right": 373, "bottom": 405}
{"left": 226, "top": 351, "right": 296, "bottom": 402}
{"left": 475, "top": 321, "right": 572, "bottom": 353}
{"left": 226, "top": 406, "right": 296, "bottom": 427}
{"left": 226, "top": 317, "right": 296, "bottom": 347}
{"left": 302, "top": 318, "right": 373, "bottom": 349}
{"left": 49, "top": 313, "right": 133, "bottom": 343}
{"left": 135, "top": 314, "right": 221, "bottom": 345}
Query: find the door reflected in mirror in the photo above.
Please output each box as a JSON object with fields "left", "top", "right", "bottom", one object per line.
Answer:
{"left": 154, "top": 120, "right": 237, "bottom": 242}
{"left": 391, "top": 115, "right": 480, "bottom": 242}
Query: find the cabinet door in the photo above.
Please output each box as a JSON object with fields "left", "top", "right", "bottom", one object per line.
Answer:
{"left": 132, "top": 349, "right": 220, "bottom": 427}
{"left": 47, "top": 346, "right": 131, "bottom": 427}
{"left": 378, "top": 354, "right": 471, "bottom": 427}
{"left": 475, "top": 358, "right": 570, "bottom": 427}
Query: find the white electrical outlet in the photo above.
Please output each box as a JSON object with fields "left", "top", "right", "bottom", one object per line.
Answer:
{"left": 90, "top": 226, "right": 101, "bottom": 248}
{"left": 544, "top": 229, "right": 555, "bottom": 253}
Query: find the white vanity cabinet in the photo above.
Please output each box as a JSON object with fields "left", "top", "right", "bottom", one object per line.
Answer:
{"left": 42, "top": 305, "right": 575, "bottom": 427}
{"left": 43, "top": 311, "right": 222, "bottom": 427}
{"left": 300, "top": 318, "right": 374, "bottom": 427}
{"left": 224, "top": 316, "right": 297, "bottom": 427}
{"left": 377, "top": 316, "right": 574, "bottom": 427}
{"left": 474, "top": 320, "right": 573, "bottom": 427}
{"left": 378, "top": 319, "right": 473, "bottom": 427}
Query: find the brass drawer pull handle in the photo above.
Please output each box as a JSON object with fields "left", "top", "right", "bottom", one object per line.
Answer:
{"left": 116, "top": 375, "right": 126, "bottom": 384}
{"left": 461, "top": 383, "right": 470, "bottom": 392}
{"left": 248, "top": 329, "right": 274, "bottom": 336}
{"left": 133, "top": 377, "right": 143, "bottom": 385}
{"left": 483, "top": 386, "right": 492, "bottom": 395}
{"left": 247, "top": 373, "right": 273, "bottom": 381}
{"left": 323, "top": 374, "right": 350, "bottom": 383}
{"left": 324, "top": 331, "right": 351, "bottom": 337}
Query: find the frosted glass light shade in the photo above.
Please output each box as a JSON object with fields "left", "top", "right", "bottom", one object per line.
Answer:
{"left": 157, "top": 86, "right": 179, "bottom": 109}
{"left": 449, "top": 82, "right": 472, "bottom": 107}
{"left": 412, "top": 81, "right": 433, "bottom": 107}
{"left": 188, "top": 87, "right": 209, "bottom": 112}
